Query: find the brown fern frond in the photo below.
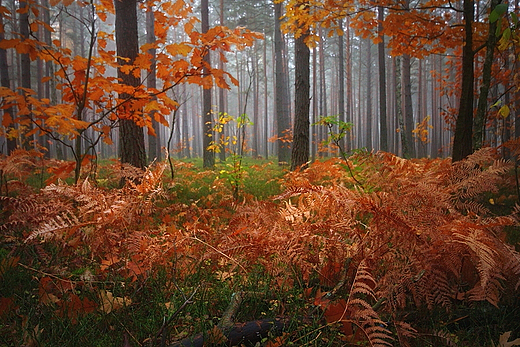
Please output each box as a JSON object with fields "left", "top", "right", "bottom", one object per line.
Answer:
{"left": 345, "top": 261, "right": 393, "bottom": 347}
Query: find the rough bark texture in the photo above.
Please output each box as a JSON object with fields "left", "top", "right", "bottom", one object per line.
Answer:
{"left": 452, "top": 0, "right": 475, "bottom": 162}
{"left": 115, "top": 0, "right": 146, "bottom": 169}
{"left": 473, "top": 0, "right": 501, "bottom": 151}
{"left": 291, "top": 33, "right": 310, "bottom": 171}
{"left": 274, "top": 2, "right": 291, "bottom": 164}
{"left": 201, "top": 0, "right": 214, "bottom": 168}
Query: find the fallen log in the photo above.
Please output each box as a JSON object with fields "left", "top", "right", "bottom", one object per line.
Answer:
{"left": 167, "top": 316, "right": 290, "bottom": 347}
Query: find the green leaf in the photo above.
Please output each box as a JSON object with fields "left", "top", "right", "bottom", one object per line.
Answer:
{"left": 490, "top": 3, "right": 508, "bottom": 23}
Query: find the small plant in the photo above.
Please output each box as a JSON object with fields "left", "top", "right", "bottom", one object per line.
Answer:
{"left": 313, "top": 115, "right": 361, "bottom": 186}
{"left": 209, "top": 112, "right": 253, "bottom": 201}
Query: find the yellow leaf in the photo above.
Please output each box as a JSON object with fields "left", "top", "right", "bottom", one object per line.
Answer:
{"left": 166, "top": 43, "right": 191, "bottom": 57}
{"left": 98, "top": 290, "right": 131, "bottom": 314}
{"left": 144, "top": 100, "right": 161, "bottom": 113}
{"left": 499, "top": 105, "right": 510, "bottom": 118}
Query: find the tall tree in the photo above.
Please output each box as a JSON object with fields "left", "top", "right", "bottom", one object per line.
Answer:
{"left": 115, "top": 0, "right": 146, "bottom": 169}
{"left": 473, "top": 0, "right": 502, "bottom": 151}
{"left": 274, "top": 2, "right": 291, "bottom": 164}
{"left": 19, "top": 0, "right": 32, "bottom": 150}
{"left": 452, "top": 0, "right": 475, "bottom": 162}
{"left": 377, "top": 6, "right": 388, "bottom": 152}
{"left": 201, "top": 0, "right": 214, "bottom": 168}
{"left": 0, "top": 0, "right": 16, "bottom": 153}
{"left": 291, "top": 30, "right": 310, "bottom": 170}
{"left": 146, "top": 1, "right": 160, "bottom": 161}
{"left": 218, "top": 0, "right": 227, "bottom": 162}
{"left": 402, "top": 53, "right": 415, "bottom": 158}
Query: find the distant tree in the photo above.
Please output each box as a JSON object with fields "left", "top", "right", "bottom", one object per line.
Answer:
{"left": 146, "top": 1, "right": 160, "bottom": 162}
{"left": 274, "top": 2, "right": 291, "bottom": 164}
{"left": 19, "top": 0, "right": 32, "bottom": 150}
{"left": 0, "top": 0, "right": 15, "bottom": 154}
{"left": 201, "top": 0, "right": 214, "bottom": 168}
{"left": 377, "top": 6, "right": 388, "bottom": 152}
{"left": 115, "top": 0, "right": 146, "bottom": 169}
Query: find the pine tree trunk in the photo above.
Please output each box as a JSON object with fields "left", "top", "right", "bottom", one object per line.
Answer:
{"left": 452, "top": 0, "right": 475, "bottom": 162}
{"left": 274, "top": 2, "right": 291, "bottom": 164}
{"left": 378, "top": 6, "right": 388, "bottom": 152}
{"left": 115, "top": 0, "right": 146, "bottom": 170}
{"left": 291, "top": 33, "right": 310, "bottom": 170}
{"left": 201, "top": 0, "right": 214, "bottom": 168}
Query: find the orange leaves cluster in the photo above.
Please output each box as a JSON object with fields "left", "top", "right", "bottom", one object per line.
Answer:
{"left": 0, "top": 0, "right": 262, "bottom": 162}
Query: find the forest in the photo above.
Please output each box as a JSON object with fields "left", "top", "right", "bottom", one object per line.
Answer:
{"left": 1, "top": 0, "right": 520, "bottom": 346}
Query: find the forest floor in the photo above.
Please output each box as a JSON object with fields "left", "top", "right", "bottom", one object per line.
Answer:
{"left": 1, "top": 149, "right": 520, "bottom": 347}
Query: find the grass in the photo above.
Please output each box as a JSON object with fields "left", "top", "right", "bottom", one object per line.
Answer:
{"left": 1, "top": 155, "right": 520, "bottom": 347}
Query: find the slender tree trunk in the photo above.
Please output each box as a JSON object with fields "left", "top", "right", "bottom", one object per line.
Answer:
{"left": 218, "top": 0, "right": 227, "bottom": 161}
{"left": 115, "top": 0, "right": 146, "bottom": 170}
{"left": 394, "top": 56, "right": 407, "bottom": 156}
{"left": 338, "top": 18, "right": 346, "bottom": 153}
{"left": 263, "top": 35, "right": 268, "bottom": 159}
{"left": 201, "top": 0, "right": 214, "bottom": 168}
{"left": 473, "top": 0, "right": 501, "bottom": 151}
{"left": 146, "top": 2, "right": 161, "bottom": 161}
{"left": 0, "top": 0, "right": 16, "bottom": 153}
{"left": 291, "top": 32, "right": 310, "bottom": 170}
{"left": 402, "top": 53, "right": 415, "bottom": 158}
{"left": 366, "top": 39, "right": 373, "bottom": 151}
{"left": 19, "top": 0, "right": 32, "bottom": 150}
{"left": 378, "top": 6, "right": 388, "bottom": 152}
{"left": 274, "top": 2, "right": 291, "bottom": 164}
{"left": 452, "top": 0, "right": 475, "bottom": 162}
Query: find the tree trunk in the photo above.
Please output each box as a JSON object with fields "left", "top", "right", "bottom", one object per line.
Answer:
{"left": 146, "top": 1, "right": 161, "bottom": 161}
{"left": 402, "top": 53, "right": 415, "bottom": 158}
{"left": 473, "top": 0, "right": 501, "bottom": 151}
{"left": 19, "top": 0, "right": 32, "bottom": 150}
{"left": 366, "top": 39, "right": 373, "bottom": 151}
{"left": 452, "top": 0, "right": 475, "bottom": 162}
{"left": 378, "top": 6, "right": 388, "bottom": 152}
{"left": 338, "top": 19, "right": 346, "bottom": 153}
{"left": 115, "top": 0, "right": 146, "bottom": 170}
{"left": 201, "top": 0, "right": 214, "bottom": 168}
{"left": 218, "top": 0, "right": 227, "bottom": 162}
{"left": 0, "top": 0, "right": 16, "bottom": 154}
{"left": 274, "top": 2, "right": 291, "bottom": 164}
{"left": 291, "top": 32, "right": 310, "bottom": 170}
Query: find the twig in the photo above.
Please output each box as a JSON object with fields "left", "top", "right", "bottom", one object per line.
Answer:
{"left": 155, "top": 285, "right": 200, "bottom": 346}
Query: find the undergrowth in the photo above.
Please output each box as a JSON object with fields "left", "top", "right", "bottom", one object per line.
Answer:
{"left": 1, "top": 148, "right": 519, "bottom": 346}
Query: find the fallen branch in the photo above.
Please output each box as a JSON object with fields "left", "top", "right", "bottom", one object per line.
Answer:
{"left": 167, "top": 317, "right": 290, "bottom": 347}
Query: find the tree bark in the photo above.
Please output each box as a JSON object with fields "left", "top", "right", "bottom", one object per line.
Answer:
{"left": 0, "top": 0, "right": 16, "bottom": 153}
{"left": 201, "top": 0, "right": 214, "bottom": 168}
{"left": 473, "top": 0, "right": 501, "bottom": 151}
{"left": 452, "top": 0, "right": 475, "bottom": 162}
{"left": 19, "top": 0, "right": 32, "bottom": 150}
{"left": 274, "top": 2, "right": 291, "bottom": 164}
{"left": 378, "top": 6, "right": 388, "bottom": 152}
{"left": 291, "top": 32, "right": 310, "bottom": 170}
{"left": 115, "top": 0, "right": 146, "bottom": 170}
{"left": 402, "top": 53, "right": 415, "bottom": 158}
{"left": 146, "top": 1, "right": 161, "bottom": 162}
